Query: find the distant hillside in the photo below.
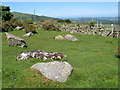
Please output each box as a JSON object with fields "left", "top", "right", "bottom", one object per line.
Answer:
{"left": 12, "top": 12, "right": 59, "bottom": 22}
{"left": 69, "top": 17, "right": 118, "bottom": 25}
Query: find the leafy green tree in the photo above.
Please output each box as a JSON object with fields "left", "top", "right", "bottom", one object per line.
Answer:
{"left": 64, "top": 19, "right": 71, "bottom": 23}
{"left": 57, "top": 19, "right": 64, "bottom": 23}
{"left": 2, "top": 6, "right": 13, "bottom": 21}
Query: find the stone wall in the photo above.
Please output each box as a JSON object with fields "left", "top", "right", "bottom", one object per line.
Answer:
{"left": 58, "top": 23, "right": 119, "bottom": 38}
{"left": 38, "top": 21, "right": 119, "bottom": 38}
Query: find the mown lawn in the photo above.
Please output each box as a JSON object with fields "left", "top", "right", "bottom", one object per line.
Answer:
{"left": 2, "top": 29, "right": 118, "bottom": 88}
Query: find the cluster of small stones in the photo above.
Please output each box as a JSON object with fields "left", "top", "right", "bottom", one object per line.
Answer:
{"left": 17, "top": 50, "right": 67, "bottom": 61}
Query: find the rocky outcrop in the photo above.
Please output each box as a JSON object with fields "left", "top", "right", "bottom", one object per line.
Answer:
{"left": 55, "top": 35, "right": 65, "bottom": 40}
{"left": 5, "top": 32, "right": 27, "bottom": 48}
{"left": 64, "top": 34, "right": 78, "bottom": 41}
{"left": 31, "top": 61, "right": 73, "bottom": 82}
{"left": 22, "top": 32, "right": 34, "bottom": 37}
{"left": 17, "top": 50, "right": 67, "bottom": 60}
{"left": 15, "top": 26, "right": 23, "bottom": 30}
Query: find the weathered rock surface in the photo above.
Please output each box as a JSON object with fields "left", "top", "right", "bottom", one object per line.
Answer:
{"left": 17, "top": 50, "right": 67, "bottom": 60}
{"left": 31, "top": 61, "right": 73, "bottom": 82}
{"left": 22, "top": 32, "right": 34, "bottom": 37}
{"left": 64, "top": 34, "right": 78, "bottom": 41}
{"left": 5, "top": 32, "right": 27, "bottom": 48}
{"left": 55, "top": 35, "right": 65, "bottom": 40}
{"left": 15, "top": 26, "right": 23, "bottom": 30}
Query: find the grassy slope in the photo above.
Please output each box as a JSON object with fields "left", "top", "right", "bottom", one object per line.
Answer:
{"left": 2, "top": 29, "right": 118, "bottom": 88}
{"left": 12, "top": 12, "right": 58, "bottom": 21}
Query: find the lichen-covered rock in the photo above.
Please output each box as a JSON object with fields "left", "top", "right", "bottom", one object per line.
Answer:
{"left": 5, "top": 32, "right": 27, "bottom": 48}
{"left": 22, "top": 32, "right": 33, "bottom": 37}
{"left": 17, "top": 50, "right": 67, "bottom": 60}
{"left": 64, "top": 34, "right": 78, "bottom": 41}
{"left": 31, "top": 61, "right": 73, "bottom": 82}
{"left": 55, "top": 35, "right": 65, "bottom": 40}
{"left": 15, "top": 26, "right": 23, "bottom": 30}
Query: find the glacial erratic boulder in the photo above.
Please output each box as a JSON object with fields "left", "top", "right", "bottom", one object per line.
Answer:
{"left": 55, "top": 35, "right": 65, "bottom": 40}
{"left": 64, "top": 34, "right": 78, "bottom": 41}
{"left": 17, "top": 50, "right": 67, "bottom": 60}
{"left": 31, "top": 61, "right": 73, "bottom": 82}
{"left": 22, "top": 32, "right": 34, "bottom": 37}
{"left": 5, "top": 32, "right": 27, "bottom": 48}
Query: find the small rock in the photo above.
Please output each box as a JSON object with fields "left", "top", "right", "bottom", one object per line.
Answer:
{"left": 55, "top": 35, "right": 65, "bottom": 40}
{"left": 31, "top": 61, "right": 73, "bottom": 82}
{"left": 22, "top": 32, "right": 33, "bottom": 37}
{"left": 64, "top": 34, "right": 78, "bottom": 41}
{"left": 15, "top": 26, "right": 23, "bottom": 30}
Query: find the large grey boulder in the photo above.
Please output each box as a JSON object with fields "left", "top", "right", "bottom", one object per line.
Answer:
{"left": 64, "top": 34, "right": 78, "bottom": 41}
{"left": 17, "top": 50, "right": 67, "bottom": 60}
{"left": 31, "top": 61, "right": 73, "bottom": 82}
{"left": 22, "top": 32, "right": 34, "bottom": 37}
{"left": 15, "top": 26, "right": 23, "bottom": 30}
{"left": 5, "top": 32, "right": 27, "bottom": 48}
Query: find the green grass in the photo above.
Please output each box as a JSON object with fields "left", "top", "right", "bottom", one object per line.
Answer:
{"left": 1, "top": 29, "right": 118, "bottom": 88}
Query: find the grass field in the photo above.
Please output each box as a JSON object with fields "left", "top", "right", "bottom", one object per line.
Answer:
{"left": 2, "top": 29, "right": 118, "bottom": 88}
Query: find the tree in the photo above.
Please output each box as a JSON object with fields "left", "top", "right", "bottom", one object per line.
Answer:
{"left": 64, "top": 19, "right": 71, "bottom": 23}
{"left": 57, "top": 19, "right": 64, "bottom": 23}
{"left": 2, "top": 6, "right": 13, "bottom": 21}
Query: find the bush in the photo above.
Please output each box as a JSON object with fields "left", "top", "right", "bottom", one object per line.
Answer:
{"left": 24, "top": 24, "right": 36, "bottom": 33}
{"left": 89, "top": 22, "right": 96, "bottom": 28}
{"left": 40, "top": 19, "right": 59, "bottom": 31}
{"left": 2, "top": 18, "right": 22, "bottom": 32}
{"left": 2, "top": 21, "right": 13, "bottom": 32}
{"left": 57, "top": 19, "right": 64, "bottom": 23}
{"left": 26, "top": 20, "right": 33, "bottom": 24}
{"left": 64, "top": 19, "right": 71, "bottom": 23}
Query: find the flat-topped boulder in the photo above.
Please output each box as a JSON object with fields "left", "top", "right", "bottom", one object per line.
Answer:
{"left": 15, "top": 26, "right": 23, "bottom": 30}
{"left": 22, "top": 32, "right": 34, "bottom": 37}
{"left": 5, "top": 32, "right": 27, "bottom": 48}
{"left": 17, "top": 50, "right": 67, "bottom": 60}
{"left": 64, "top": 34, "right": 78, "bottom": 41}
{"left": 55, "top": 35, "right": 65, "bottom": 40}
{"left": 31, "top": 61, "right": 73, "bottom": 82}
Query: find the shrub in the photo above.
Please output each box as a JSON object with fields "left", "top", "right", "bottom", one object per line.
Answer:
{"left": 40, "top": 19, "right": 59, "bottom": 31}
{"left": 64, "top": 19, "right": 71, "bottom": 23}
{"left": 77, "top": 24, "right": 80, "bottom": 26}
{"left": 26, "top": 20, "right": 33, "bottom": 24}
{"left": 2, "top": 18, "right": 22, "bottom": 32}
{"left": 24, "top": 24, "right": 36, "bottom": 33}
{"left": 89, "top": 22, "right": 96, "bottom": 28}
{"left": 57, "top": 19, "right": 64, "bottom": 23}
{"left": 2, "top": 21, "right": 13, "bottom": 32}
